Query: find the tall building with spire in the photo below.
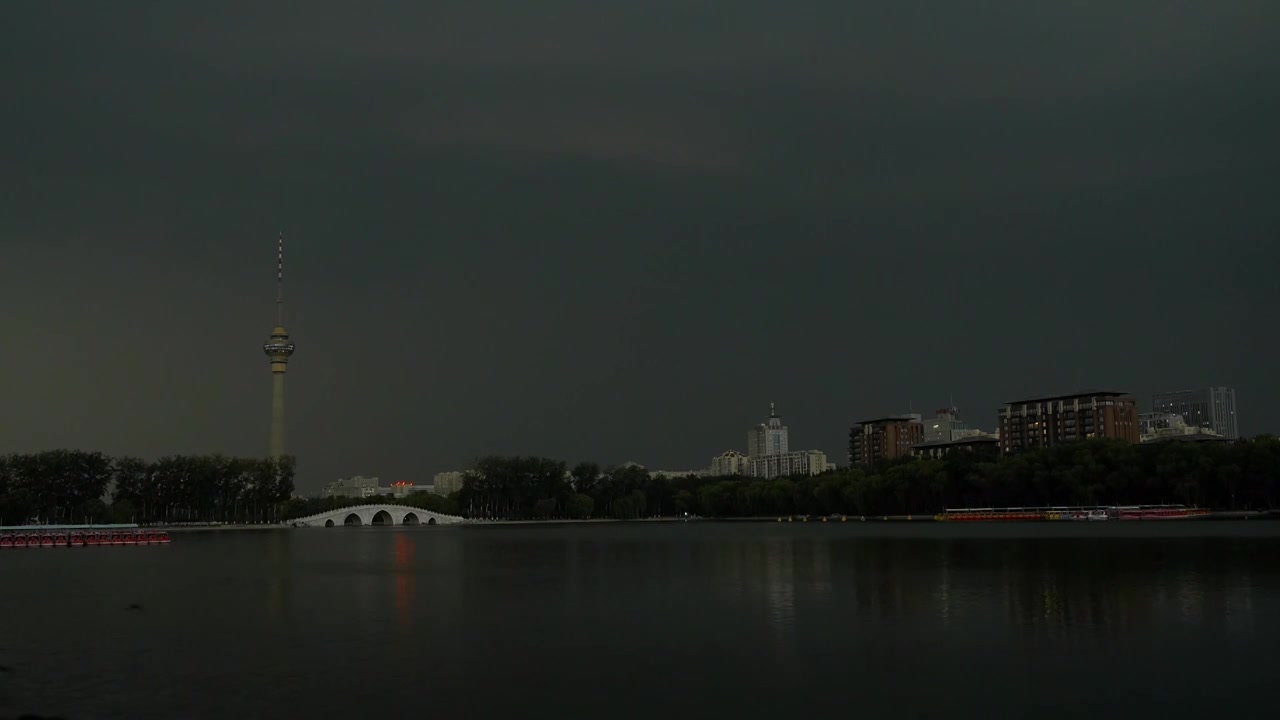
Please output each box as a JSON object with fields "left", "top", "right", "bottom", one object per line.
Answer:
{"left": 747, "top": 402, "right": 789, "bottom": 458}
{"left": 742, "top": 404, "right": 829, "bottom": 479}
{"left": 263, "top": 233, "right": 296, "bottom": 458}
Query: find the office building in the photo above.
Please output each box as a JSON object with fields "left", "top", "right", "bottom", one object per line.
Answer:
{"left": 1152, "top": 387, "right": 1239, "bottom": 440}
{"left": 998, "top": 391, "right": 1139, "bottom": 453}
{"left": 849, "top": 415, "right": 924, "bottom": 468}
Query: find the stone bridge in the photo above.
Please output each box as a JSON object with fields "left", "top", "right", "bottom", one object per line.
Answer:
{"left": 289, "top": 504, "right": 467, "bottom": 527}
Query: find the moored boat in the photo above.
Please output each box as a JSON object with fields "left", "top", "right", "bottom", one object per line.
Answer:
{"left": 941, "top": 505, "right": 1207, "bottom": 522}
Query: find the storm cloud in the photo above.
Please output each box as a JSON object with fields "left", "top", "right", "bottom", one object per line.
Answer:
{"left": 3, "top": 1, "right": 1277, "bottom": 491}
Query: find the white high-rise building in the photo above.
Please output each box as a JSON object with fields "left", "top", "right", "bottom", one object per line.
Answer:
{"left": 432, "top": 471, "right": 466, "bottom": 496}
{"left": 1152, "top": 387, "right": 1239, "bottom": 440}
{"left": 924, "top": 407, "right": 965, "bottom": 443}
{"left": 923, "top": 407, "right": 990, "bottom": 444}
{"left": 748, "top": 449, "right": 829, "bottom": 479}
{"left": 741, "top": 405, "right": 830, "bottom": 479}
{"left": 708, "top": 450, "right": 751, "bottom": 477}
{"left": 322, "top": 475, "right": 381, "bottom": 498}
{"left": 747, "top": 403, "right": 789, "bottom": 458}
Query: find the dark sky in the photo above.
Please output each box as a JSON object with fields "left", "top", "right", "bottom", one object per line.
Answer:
{"left": 3, "top": 1, "right": 1278, "bottom": 492}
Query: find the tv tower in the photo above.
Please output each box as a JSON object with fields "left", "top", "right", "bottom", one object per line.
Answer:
{"left": 263, "top": 232, "right": 296, "bottom": 459}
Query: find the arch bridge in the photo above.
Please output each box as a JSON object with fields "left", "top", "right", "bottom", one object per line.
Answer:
{"left": 289, "top": 504, "right": 467, "bottom": 528}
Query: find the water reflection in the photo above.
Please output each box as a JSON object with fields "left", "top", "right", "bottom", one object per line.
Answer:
{"left": 8, "top": 524, "right": 1279, "bottom": 720}
{"left": 995, "top": 539, "right": 1266, "bottom": 640}
{"left": 264, "top": 531, "right": 291, "bottom": 619}
{"left": 818, "top": 535, "right": 1273, "bottom": 642}
{"left": 699, "top": 530, "right": 1275, "bottom": 646}
{"left": 709, "top": 535, "right": 837, "bottom": 639}
{"left": 279, "top": 525, "right": 1276, "bottom": 656}
{"left": 393, "top": 533, "right": 416, "bottom": 630}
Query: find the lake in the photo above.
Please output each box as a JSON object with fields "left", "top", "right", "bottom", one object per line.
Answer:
{"left": 3, "top": 521, "right": 1278, "bottom": 718}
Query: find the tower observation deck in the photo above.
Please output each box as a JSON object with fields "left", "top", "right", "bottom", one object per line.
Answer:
{"left": 263, "top": 233, "right": 295, "bottom": 459}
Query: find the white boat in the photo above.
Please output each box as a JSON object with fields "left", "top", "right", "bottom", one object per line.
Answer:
{"left": 1086, "top": 509, "right": 1109, "bottom": 521}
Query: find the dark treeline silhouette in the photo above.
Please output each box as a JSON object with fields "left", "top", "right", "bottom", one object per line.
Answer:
{"left": 0, "top": 450, "right": 295, "bottom": 525}
{"left": 11, "top": 439, "right": 1276, "bottom": 526}
{"left": 445, "top": 438, "right": 1280, "bottom": 520}
{"left": 458, "top": 456, "right": 647, "bottom": 519}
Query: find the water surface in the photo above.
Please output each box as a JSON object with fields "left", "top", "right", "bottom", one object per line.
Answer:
{"left": 3, "top": 522, "right": 1277, "bottom": 718}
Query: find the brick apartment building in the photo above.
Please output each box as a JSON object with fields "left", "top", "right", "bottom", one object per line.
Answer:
{"left": 849, "top": 415, "right": 924, "bottom": 468}
{"left": 997, "top": 390, "right": 1139, "bottom": 453}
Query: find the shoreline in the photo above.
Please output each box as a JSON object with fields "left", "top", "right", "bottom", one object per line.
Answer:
{"left": 158, "top": 524, "right": 294, "bottom": 533}
{"left": 88, "top": 509, "right": 1280, "bottom": 533}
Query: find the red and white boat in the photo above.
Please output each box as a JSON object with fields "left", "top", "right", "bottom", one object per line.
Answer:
{"left": 941, "top": 505, "right": 1207, "bottom": 522}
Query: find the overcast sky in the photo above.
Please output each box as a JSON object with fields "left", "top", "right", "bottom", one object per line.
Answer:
{"left": 3, "top": 1, "right": 1278, "bottom": 492}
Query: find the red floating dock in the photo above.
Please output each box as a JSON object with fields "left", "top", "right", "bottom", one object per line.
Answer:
{"left": 0, "top": 526, "right": 170, "bottom": 548}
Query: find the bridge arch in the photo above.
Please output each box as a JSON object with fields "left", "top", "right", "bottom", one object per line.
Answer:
{"left": 289, "top": 503, "right": 467, "bottom": 528}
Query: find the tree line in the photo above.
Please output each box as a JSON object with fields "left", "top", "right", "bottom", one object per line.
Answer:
{"left": 9, "top": 438, "right": 1276, "bottom": 526}
{"left": 0, "top": 450, "right": 295, "bottom": 525}
{"left": 435, "top": 437, "right": 1280, "bottom": 520}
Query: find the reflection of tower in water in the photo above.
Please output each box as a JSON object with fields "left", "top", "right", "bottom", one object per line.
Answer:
{"left": 394, "top": 534, "right": 416, "bottom": 629}
{"left": 264, "top": 531, "right": 291, "bottom": 619}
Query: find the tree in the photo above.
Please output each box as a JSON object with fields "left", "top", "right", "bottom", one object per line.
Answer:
{"left": 565, "top": 493, "right": 594, "bottom": 519}
{"left": 612, "top": 490, "right": 648, "bottom": 520}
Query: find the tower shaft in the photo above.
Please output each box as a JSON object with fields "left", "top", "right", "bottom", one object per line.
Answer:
{"left": 270, "top": 373, "right": 286, "bottom": 459}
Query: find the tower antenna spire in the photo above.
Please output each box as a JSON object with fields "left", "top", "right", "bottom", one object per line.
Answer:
{"left": 276, "top": 231, "right": 285, "bottom": 326}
